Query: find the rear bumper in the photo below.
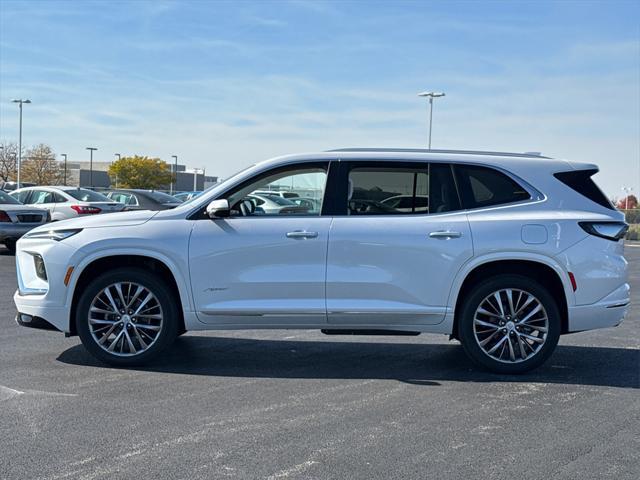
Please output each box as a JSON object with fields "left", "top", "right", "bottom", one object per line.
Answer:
{"left": 567, "top": 283, "right": 630, "bottom": 332}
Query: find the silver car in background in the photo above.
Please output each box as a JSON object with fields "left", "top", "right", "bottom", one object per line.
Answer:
{"left": 0, "top": 190, "right": 49, "bottom": 253}
{"left": 10, "top": 186, "right": 125, "bottom": 221}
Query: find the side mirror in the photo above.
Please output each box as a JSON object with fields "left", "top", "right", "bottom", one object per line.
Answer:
{"left": 206, "top": 199, "right": 230, "bottom": 219}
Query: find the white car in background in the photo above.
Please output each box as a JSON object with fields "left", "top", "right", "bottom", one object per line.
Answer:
{"left": 13, "top": 148, "right": 629, "bottom": 373}
{"left": 11, "top": 186, "right": 125, "bottom": 221}
{"left": 0, "top": 190, "right": 49, "bottom": 253}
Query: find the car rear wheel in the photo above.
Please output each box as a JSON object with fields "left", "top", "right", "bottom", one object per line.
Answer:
{"left": 76, "top": 268, "right": 179, "bottom": 366}
{"left": 458, "top": 274, "right": 561, "bottom": 374}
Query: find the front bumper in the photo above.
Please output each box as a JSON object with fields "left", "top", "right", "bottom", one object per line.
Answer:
{"left": 14, "top": 291, "right": 70, "bottom": 332}
{"left": 567, "top": 283, "right": 630, "bottom": 332}
{"left": 15, "top": 312, "right": 60, "bottom": 331}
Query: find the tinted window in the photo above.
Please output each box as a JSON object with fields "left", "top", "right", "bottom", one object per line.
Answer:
{"left": 0, "top": 190, "right": 21, "bottom": 204}
{"left": 554, "top": 169, "right": 614, "bottom": 210}
{"left": 146, "top": 191, "right": 180, "bottom": 204}
{"left": 67, "top": 188, "right": 110, "bottom": 202}
{"left": 454, "top": 165, "right": 530, "bottom": 208}
{"left": 429, "top": 163, "right": 461, "bottom": 213}
{"left": 348, "top": 167, "right": 429, "bottom": 215}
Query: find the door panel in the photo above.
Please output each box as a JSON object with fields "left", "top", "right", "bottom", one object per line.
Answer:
{"left": 326, "top": 161, "right": 473, "bottom": 326}
{"left": 190, "top": 217, "right": 331, "bottom": 324}
{"left": 188, "top": 160, "right": 333, "bottom": 326}
{"left": 326, "top": 213, "right": 472, "bottom": 325}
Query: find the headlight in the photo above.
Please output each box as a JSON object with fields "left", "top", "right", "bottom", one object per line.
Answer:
{"left": 23, "top": 228, "right": 83, "bottom": 241}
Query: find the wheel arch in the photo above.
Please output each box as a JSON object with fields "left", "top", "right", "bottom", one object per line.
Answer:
{"left": 68, "top": 253, "right": 187, "bottom": 336}
{"left": 449, "top": 256, "right": 571, "bottom": 339}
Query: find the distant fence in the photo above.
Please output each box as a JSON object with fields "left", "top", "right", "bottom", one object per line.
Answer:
{"left": 622, "top": 209, "right": 639, "bottom": 240}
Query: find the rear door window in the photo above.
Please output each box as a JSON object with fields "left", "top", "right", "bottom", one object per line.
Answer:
{"left": 348, "top": 166, "right": 429, "bottom": 215}
{"left": 31, "top": 190, "right": 55, "bottom": 204}
{"left": 454, "top": 165, "right": 530, "bottom": 208}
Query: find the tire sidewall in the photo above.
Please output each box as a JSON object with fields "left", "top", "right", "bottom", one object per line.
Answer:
{"left": 458, "top": 274, "right": 561, "bottom": 374}
{"left": 76, "top": 268, "right": 179, "bottom": 366}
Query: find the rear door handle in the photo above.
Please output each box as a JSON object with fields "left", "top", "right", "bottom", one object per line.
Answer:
{"left": 286, "top": 230, "right": 319, "bottom": 239}
{"left": 429, "top": 230, "right": 462, "bottom": 239}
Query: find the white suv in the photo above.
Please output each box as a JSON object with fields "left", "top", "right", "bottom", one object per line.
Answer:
{"left": 14, "top": 149, "right": 629, "bottom": 373}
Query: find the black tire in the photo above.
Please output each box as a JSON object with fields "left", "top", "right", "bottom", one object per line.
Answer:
{"left": 76, "top": 268, "right": 179, "bottom": 366}
{"left": 457, "top": 274, "right": 561, "bottom": 374}
{"left": 4, "top": 239, "right": 16, "bottom": 254}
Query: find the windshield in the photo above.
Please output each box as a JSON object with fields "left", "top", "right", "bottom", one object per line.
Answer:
{"left": 0, "top": 190, "right": 21, "bottom": 204}
{"left": 146, "top": 191, "right": 181, "bottom": 204}
{"left": 67, "top": 188, "right": 111, "bottom": 202}
{"left": 178, "top": 163, "right": 255, "bottom": 207}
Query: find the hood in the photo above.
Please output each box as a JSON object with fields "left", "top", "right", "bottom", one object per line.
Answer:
{"left": 31, "top": 209, "right": 158, "bottom": 232}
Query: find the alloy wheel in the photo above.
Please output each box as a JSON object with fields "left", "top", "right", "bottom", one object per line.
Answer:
{"left": 472, "top": 288, "right": 549, "bottom": 364}
{"left": 88, "top": 282, "right": 163, "bottom": 357}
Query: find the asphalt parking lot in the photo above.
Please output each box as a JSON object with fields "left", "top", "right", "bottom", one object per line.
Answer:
{"left": 0, "top": 246, "right": 638, "bottom": 480}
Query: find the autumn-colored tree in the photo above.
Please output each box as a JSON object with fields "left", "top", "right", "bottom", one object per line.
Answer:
{"left": 108, "top": 156, "right": 172, "bottom": 189}
{"left": 0, "top": 142, "right": 18, "bottom": 182}
{"left": 616, "top": 195, "right": 638, "bottom": 210}
{"left": 22, "top": 144, "right": 65, "bottom": 185}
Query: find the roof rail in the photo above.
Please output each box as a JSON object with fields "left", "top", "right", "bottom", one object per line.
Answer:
{"left": 326, "top": 148, "right": 550, "bottom": 159}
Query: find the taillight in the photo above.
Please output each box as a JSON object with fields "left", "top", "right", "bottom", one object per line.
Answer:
{"left": 0, "top": 210, "right": 11, "bottom": 222}
{"left": 71, "top": 205, "right": 101, "bottom": 215}
{"left": 579, "top": 221, "right": 628, "bottom": 241}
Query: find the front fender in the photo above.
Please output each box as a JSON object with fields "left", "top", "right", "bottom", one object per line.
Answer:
{"left": 64, "top": 246, "right": 194, "bottom": 314}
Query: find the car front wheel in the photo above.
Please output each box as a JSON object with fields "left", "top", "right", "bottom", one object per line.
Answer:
{"left": 458, "top": 274, "right": 561, "bottom": 374}
{"left": 76, "top": 268, "right": 179, "bottom": 366}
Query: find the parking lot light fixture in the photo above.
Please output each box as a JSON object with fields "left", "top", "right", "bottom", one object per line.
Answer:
{"left": 417, "top": 91, "right": 445, "bottom": 149}
{"left": 11, "top": 99, "right": 31, "bottom": 186}
{"left": 171, "top": 155, "right": 178, "bottom": 194}
{"left": 86, "top": 147, "right": 97, "bottom": 187}
{"left": 61, "top": 154, "right": 67, "bottom": 185}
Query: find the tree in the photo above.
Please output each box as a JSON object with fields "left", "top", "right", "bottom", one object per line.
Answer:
{"left": 22, "top": 144, "right": 65, "bottom": 185}
{"left": 108, "top": 155, "right": 173, "bottom": 189}
{"left": 616, "top": 195, "right": 638, "bottom": 210}
{"left": 0, "top": 142, "right": 18, "bottom": 182}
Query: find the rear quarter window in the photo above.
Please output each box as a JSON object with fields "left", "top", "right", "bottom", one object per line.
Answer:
{"left": 553, "top": 169, "right": 614, "bottom": 210}
{"left": 454, "top": 165, "right": 531, "bottom": 208}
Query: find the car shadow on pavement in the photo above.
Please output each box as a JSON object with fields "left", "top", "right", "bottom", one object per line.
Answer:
{"left": 57, "top": 335, "right": 640, "bottom": 389}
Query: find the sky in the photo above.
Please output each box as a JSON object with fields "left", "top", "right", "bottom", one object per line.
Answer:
{"left": 0, "top": 0, "right": 638, "bottom": 198}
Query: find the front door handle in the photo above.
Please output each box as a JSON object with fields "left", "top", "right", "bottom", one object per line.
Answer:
{"left": 429, "top": 230, "right": 462, "bottom": 239}
{"left": 286, "top": 230, "right": 319, "bottom": 239}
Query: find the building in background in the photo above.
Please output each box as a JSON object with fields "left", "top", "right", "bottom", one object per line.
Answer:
{"left": 63, "top": 161, "right": 217, "bottom": 192}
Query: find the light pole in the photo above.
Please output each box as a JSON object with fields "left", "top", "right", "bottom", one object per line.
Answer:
{"left": 171, "top": 155, "right": 178, "bottom": 194}
{"left": 622, "top": 186, "right": 633, "bottom": 210}
{"left": 86, "top": 147, "right": 97, "bottom": 187}
{"left": 417, "top": 91, "right": 445, "bottom": 149}
{"left": 11, "top": 99, "right": 31, "bottom": 185}
{"left": 61, "top": 154, "right": 67, "bottom": 185}
{"left": 192, "top": 168, "right": 203, "bottom": 191}
{"left": 113, "top": 153, "right": 121, "bottom": 188}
